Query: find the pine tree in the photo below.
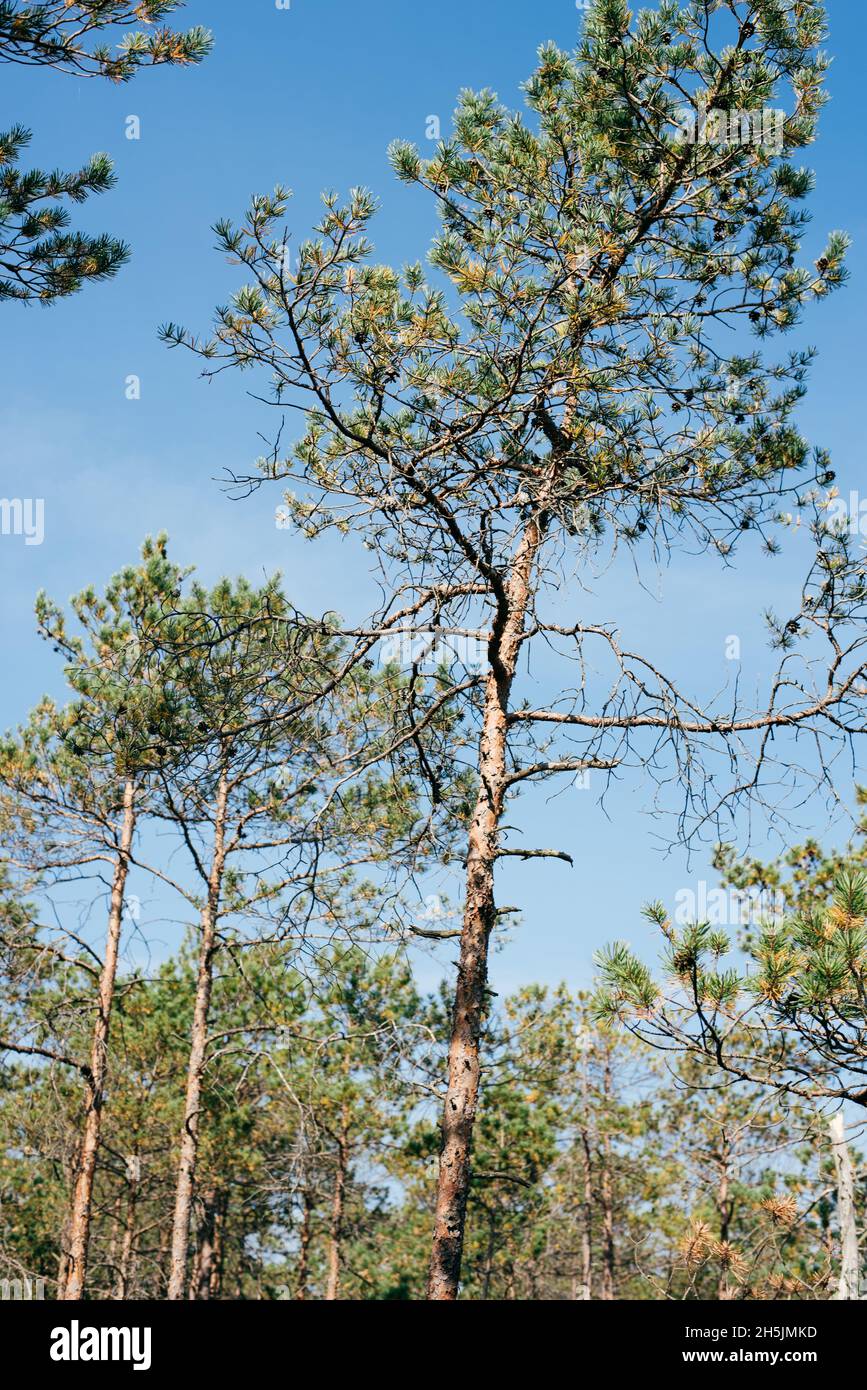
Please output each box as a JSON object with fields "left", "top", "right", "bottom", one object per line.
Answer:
{"left": 115, "top": 565, "right": 459, "bottom": 1298}
{"left": 165, "top": 0, "right": 866, "bottom": 1297}
{"left": 655, "top": 1053, "right": 830, "bottom": 1300}
{"left": 0, "top": 536, "right": 189, "bottom": 1298}
{"left": 598, "top": 873, "right": 867, "bottom": 1113}
{"left": 0, "top": 534, "right": 467, "bottom": 1300}
{"left": 280, "top": 946, "right": 423, "bottom": 1301}
{"left": 597, "top": 871, "right": 867, "bottom": 1297}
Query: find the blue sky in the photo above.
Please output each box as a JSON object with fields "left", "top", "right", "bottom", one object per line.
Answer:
{"left": 1, "top": 0, "right": 865, "bottom": 997}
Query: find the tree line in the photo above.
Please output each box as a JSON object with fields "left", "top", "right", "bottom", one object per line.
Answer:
{"left": 0, "top": 540, "right": 864, "bottom": 1300}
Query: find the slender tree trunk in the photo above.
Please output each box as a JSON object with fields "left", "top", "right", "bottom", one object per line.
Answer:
{"left": 716, "top": 1137, "right": 734, "bottom": 1301}
{"left": 577, "top": 1059, "right": 593, "bottom": 1300}
{"left": 188, "top": 1240, "right": 201, "bottom": 1302}
{"left": 195, "top": 1190, "right": 226, "bottom": 1299}
{"left": 115, "top": 1161, "right": 139, "bottom": 1300}
{"left": 211, "top": 1191, "right": 227, "bottom": 1299}
{"left": 57, "top": 1154, "right": 76, "bottom": 1300}
{"left": 62, "top": 779, "right": 136, "bottom": 1301}
{"left": 820, "top": 1195, "right": 833, "bottom": 1271}
{"left": 167, "top": 772, "right": 228, "bottom": 1301}
{"left": 106, "top": 1190, "right": 123, "bottom": 1286}
{"left": 56, "top": 1243, "right": 69, "bottom": 1301}
{"left": 481, "top": 1215, "right": 497, "bottom": 1300}
{"left": 829, "top": 1113, "right": 861, "bottom": 1300}
{"left": 296, "top": 1192, "right": 313, "bottom": 1301}
{"left": 600, "top": 1055, "right": 615, "bottom": 1301}
{"left": 600, "top": 1139, "right": 615, "bottom": 1300}
{"left": 192, "top": 1187, "right": 219, "bottom": 1300}
{"left": 427, "top": 519, "right": 543, "bottom": 1300}
{"left": 158, "top": 1224, "right": 170, "bottom": 1295}
{"left": 578, "top": 1132, "right": 594, "bottom": 1300}
{"left": 325, "top": 1113, "right": 349, "bottom": 1302}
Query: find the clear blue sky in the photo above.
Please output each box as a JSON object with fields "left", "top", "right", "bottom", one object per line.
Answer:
{"left": 1, "top": 0, "right": 865, "bottom": 996}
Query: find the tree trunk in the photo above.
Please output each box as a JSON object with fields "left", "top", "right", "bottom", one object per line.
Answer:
{"left": 210, "top": 1191, "right": 227, "bottom": 1299}
{"left": 481, "top": 1214, "right": 497, "bottom": 1300}
{"left": 829, "top": 1113, "right": 861, "bottom": 1300}
{"left": 61, "top": 779, "right": 136, "bottom": 1301}
{"left": 600, "top": 1055, "right": 615, "bottom": 1300}
{"left": 56, "top": 1162, "right": 75, "bottom": 1300}
{"left": 167, "top": 772, "right": 228, "bottom": 1301}
{"left": 576, "top": 1059, "right": 593, "bottom": 1300}
{"left": 106, "top": 1190, "right": 123, "bottom": 1289}
{"left": 192, "top": 1187, "right": 221, "bottom": 1300}
{"left": 427, "top": 519, "right": 543, "bottom": 1300}
{"left": 716, "top": 1136, "right": 734, "bottom": 1301}
{"left": 296, "top": 1192, "right": 313, "bottom": 1301}
{"left": 56, "top": 1243, "right": 69, "bottom": 1302}
{"left": 600, "top": 1138, "right": 615, "bottom": 1300}
{"left": 188, "top": 1242, "right": 201, "bottom": 1302}
{"left": 325, "top": 1114, "right": 349, "bottom": 1301}
{"left": 157, "top": 1223, "right": 170, "bottom": 1295}
{"left": 577, "top": 1131, "right": 594, "bottom": 1300}
{"left": 115, "top": 1160, "right": 140, "bottom": 1300}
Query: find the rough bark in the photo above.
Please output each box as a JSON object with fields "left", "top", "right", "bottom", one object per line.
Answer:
{"left": 56, "top": 1259, "right": 67, "bottom": 1301}
{"left": 166, "top": 771, "right": 228, "bottom": 1301}
{"left": 427, "top": 518, "right": 543, "bottom": 1300}
{"left": 192, "top": 1187, "right": 222, "bottom": 1300}
{"left": 61, "top": 779, "right": 136, "bottom": 1301}
{"left": 325, "top": 1112, "right": 349, "bottom": 1302}
{"left": 829, "top": 1113, "right": 861, "bottom": 1300}
{"left": 188, "top": 1242, "right": 201, "bottom": 1302}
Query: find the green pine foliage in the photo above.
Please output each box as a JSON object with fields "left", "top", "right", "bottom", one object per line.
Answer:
{"left": 0, "top": 2, "right": 210, "bottom": 303}
{"left": 0, "top": 3, "right": 211, "bottom": 78}
{"left": 0, "top": 125, "right": 129, "bottom": 302}
{"left": 597, "top": 869, "right": 867, "bottom": 1108}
